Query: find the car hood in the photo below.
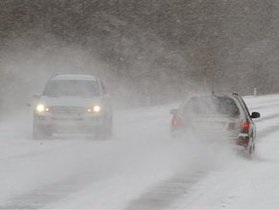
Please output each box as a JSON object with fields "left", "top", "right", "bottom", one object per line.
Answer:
{"left": 38, "top": 96, "right": 103, "bottom": 108}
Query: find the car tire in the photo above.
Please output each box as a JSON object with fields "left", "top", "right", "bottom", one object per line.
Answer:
{"left": 248, "top": 139, "right": 255, "bottom": 155}
{"left": 33, "top": 122, "right": 51, "bottom": 140}
{"left": 96, "top": 119, "right": 113, "bottom": 140}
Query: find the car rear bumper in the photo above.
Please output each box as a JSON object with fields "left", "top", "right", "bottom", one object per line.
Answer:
{"left": 236, "top": 133, "right": 250, "bottom": 147}
{"left": 171, "top": 128, "right": 252, "bottom": 146}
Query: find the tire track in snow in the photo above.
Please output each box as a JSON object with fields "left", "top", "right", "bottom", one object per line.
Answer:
{"left": 124, "top": 102, "right": 279, "bottom": 210}
{"left": 0, "top": 159, "right": 112, "bottom": 209}
{"left": 1, "top": 99, "right": 279, "bottom": 209}
{"left": 125, "top": 170, "right": 206, "bottom": 210}
{"left": 0, "top": 177, "right": 84, "bottom": 209}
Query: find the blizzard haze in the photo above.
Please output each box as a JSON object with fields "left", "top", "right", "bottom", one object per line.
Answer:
{"left": 0, "top": 101, "right": 239, "bottom": 209}
{"left": 1, "top": 0, "right": 279, "bottom": 209}
{"left": 0, "top": 95, "right": 278, "bottom": 209}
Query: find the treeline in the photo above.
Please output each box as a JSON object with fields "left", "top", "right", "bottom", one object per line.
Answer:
{"left": 0, "top": 0, "right": 279, "bottom": 110}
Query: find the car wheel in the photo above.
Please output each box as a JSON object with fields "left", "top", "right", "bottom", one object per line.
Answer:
{"left": 248, "top": 140, "right": 255, "bottom": 155}
{"left": 96, "top": 120, "right": 113, "bottom": 140}
{"left": 33, "top": 123, "right": 51, "bottom": 140}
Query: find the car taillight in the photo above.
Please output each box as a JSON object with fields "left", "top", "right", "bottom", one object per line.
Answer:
{"left": 172, "top": 117, "right": 183, "bottom": 128}
{"left": 241, "top": 121, "right": 250, "bottom": 133}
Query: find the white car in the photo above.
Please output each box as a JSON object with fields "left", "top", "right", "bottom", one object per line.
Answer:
{"left": 32, "top": 74, "right": 113, "bottom": 139}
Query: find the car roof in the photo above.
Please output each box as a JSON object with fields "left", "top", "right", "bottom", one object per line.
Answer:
{"left": 185, "top": 93, "right": 231, "bottom": 100}
{"left": 50, "top": 74, "right": 98, "bottom": 81}
{"left": 182, "top": 93, "right": 241, "bottom": 106}
{"left": 187, "top": 92, "right": 240, "bottom": 99}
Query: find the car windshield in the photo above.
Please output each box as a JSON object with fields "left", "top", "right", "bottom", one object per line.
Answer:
{"left": 43, "top": 80, "right": 100, "bottom": 97}
{"left": 184, "top": 96, "right": 240, "bottom": 117}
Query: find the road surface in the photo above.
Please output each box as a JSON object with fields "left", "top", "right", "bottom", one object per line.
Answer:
{"left": 0, "top": 95, "right": 279, "bottom": 209}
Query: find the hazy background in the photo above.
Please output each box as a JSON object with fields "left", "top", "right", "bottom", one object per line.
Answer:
{"left": 1, "top": 0, "right": 279, "bottom": 114}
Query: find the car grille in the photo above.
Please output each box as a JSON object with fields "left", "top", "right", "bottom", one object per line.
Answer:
{"left": 49, "top": 106, "right": 85, "bottom": 114}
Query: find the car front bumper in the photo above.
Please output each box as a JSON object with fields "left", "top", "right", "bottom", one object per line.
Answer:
{"left": 34, "top": 113, "right": 107, "bottom": 133}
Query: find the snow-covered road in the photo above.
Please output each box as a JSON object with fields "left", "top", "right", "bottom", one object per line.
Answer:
{"left": 1, "top": 95, "right": 279, "bottom": 209}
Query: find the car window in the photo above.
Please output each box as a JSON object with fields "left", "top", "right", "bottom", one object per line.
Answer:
{"left": 235, "top": 95, "right": 251, "bottom": 116}
{"left": 182, "top": 96, "right": 240, "bottom": 117}
{"left": 218, "top": 97, "right": 240, "bottom": 117}
{"left": 43, "top": 80, "right": 100, "bottom": 97}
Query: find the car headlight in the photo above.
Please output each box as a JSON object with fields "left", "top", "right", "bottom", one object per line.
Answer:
{"left": 36, "top": 104, "right": 48, "bottom": 113}
{"left": 88, "top": 105, "right": 102, "bottom": 113}
{"left": 93, "top": 105, "right": 101, "bottom": 112}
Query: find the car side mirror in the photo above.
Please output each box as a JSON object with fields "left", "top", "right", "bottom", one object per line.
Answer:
{"left": 251, "top": 112, "right": 260, "bottom": 119}
{"left": 170, "top": 109, "right": 178, "bottom": 115}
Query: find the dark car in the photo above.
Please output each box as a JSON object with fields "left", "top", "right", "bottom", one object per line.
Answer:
{"left": 32, "top": 74, "right": 113, "bottom": 139}
{"left": 170, "top": 92, "right": 260, "bottom": 154}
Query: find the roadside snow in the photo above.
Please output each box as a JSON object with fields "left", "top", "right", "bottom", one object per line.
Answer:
{"left": 0, "top": 95, "right": 279, "bottom": 209}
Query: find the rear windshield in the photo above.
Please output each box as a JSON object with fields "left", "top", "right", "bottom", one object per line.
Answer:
{"left": 183, "top": 96, "right": 240, "bottom": 117}
{"left": 43, "top": 80, "right": 100, "bottom": 97}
